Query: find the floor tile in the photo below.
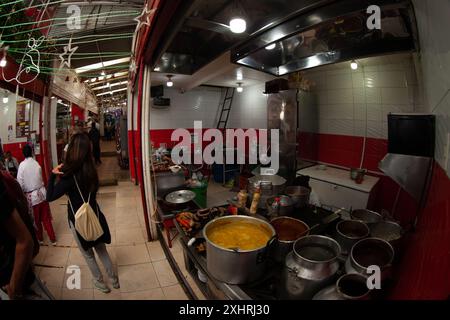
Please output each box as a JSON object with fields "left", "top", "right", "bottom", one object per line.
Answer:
{"left": 153, "top": 259, "right": 178, "bottom": 287}
{"left": 61, "top": 288, "right": 94, "bottom": 300}
{"left": 116, "top": 227, "right": 146, "bottom": 245}
{"left": 68, "top": 247, "right": 88, "bottom": 266}
{"left": 118, "top": 263, "right": 160, "bottom": 292}
{"left": 43, "top": 247, "right": 70, "bottom": 267}
{"left": 94, "top": 289, "right": 122, "bottom": 300}
{"left": 162, "top": 284, "right": 189, "bottom": 300}
{"left": 63, "top": 265, "right": 94, "bottom": 290}
{"left": 33, "top": 246, "right": 48, "bottom": 265}
{"left": 37, "top": 266, "right": 66, "bottom": 288}
{"left": 121, "top": 288, "right": 166, "bottom": 300}
{"left": 115, "top": 244, "right": 150, "bottom": 265}
{"left": 146, "top": 241, "right": 166, "bottom": 262}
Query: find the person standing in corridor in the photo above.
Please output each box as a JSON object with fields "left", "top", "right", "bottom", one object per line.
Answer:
{"left": 46, "top": 133, "right": 119, "bottom": 293}
{"left": 17, "top": 145, "right": 57, "bottom": 246}
{"left": 88, "top": 121, "right": 102, "bottom": 165}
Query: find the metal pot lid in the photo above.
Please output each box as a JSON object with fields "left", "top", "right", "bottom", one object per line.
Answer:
{"left": 249, "top": 174, "right": 286, "bottom": 186}
{"left": 165, "top": 190, "right": 196, "bottom": 204}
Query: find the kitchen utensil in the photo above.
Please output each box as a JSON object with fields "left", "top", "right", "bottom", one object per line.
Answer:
{"left": 203, "top": 215, "right": 276, "bottom": 285}
{"left": 165, "top": 189, "right": 196, "bottom": 204}
{"left": 285, "top": 186, "right": 311, "bottom": 208}
{"left": 270, "top": 216, "right": 309, "bottom": 263}
{"left": 266, "top": 195, "right": 294, "bottom": 217}
{"left": 279, "top": 235, "right": 341, "bottom": 300}
{"left": 248, "top": 174, "right": 287, "bottom": 209}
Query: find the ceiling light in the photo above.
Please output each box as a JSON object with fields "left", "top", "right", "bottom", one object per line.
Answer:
{"left": 3, "top": 92, "right": 8, "bottom": 104}
{"left": 166, "top": 75, "right": 173, "bottom": 87}
{"left": 229, "top": 17, "right": 246, "bottom": 33}
{"left": 236, "top": 70, "right": 243, "bottom": 81}
{"left": 74, "top": 57, "right": 130, "bottom": 74}
{"left": 101, "top": 70, "right": 106, "bottom": 76}
{"left": 265, "top": 43, "right": 276, "bottom": 50}
{"left": 351, "top": 60, "right": 358, "bottom": 70}
{"left": 90, "top": 78, "right": 96, "bottom": 83}
{"left": 236, "top": 82, "right": 243, "bottom": 93}
{"left": 154, "top": 66, "right": 160, "bottom": 72}
{"left": 0, "top": 56, "right": 6, "bottom": 68}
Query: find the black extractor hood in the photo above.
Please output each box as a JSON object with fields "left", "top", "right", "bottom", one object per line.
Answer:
{"left": 231, "top": 0, "right": 417, "bottom": 76}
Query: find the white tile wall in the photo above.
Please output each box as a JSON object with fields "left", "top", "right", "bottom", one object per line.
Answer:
{"left": 412, "top": 0, "right": 450, "bottom": 175}
{"left": 303, "top": 53, "right": 420, "bottom": 139}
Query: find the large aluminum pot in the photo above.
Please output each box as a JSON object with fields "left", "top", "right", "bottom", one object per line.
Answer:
{"left": 203, "top": 215, "right": 276, "bottom": 285}
{"left": 313, "top": 273, "right": 371, "bottom": 300}
{"left": 270, "top": 217, "right": 309, "bottom": 263}
{"left": 345, "top": 238, "right": 394, "bottom": 282}
{"left": 278, "top": 235, "right": 341, "bottom": 300}
{"left": 334, "top": 220, "right": 370, "bottom": 256}
{"left": 285, "top": 186, "right": 311, "bottom": 208}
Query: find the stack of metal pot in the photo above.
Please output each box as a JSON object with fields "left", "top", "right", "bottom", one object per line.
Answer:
{"left": 247, "top": 174, "right": 287, "bottom": 209}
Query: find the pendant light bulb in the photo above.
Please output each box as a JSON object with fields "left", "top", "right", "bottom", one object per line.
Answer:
{"left": 265, "top": 43, "right": 276, "bottom": 50}
{"left": 0, "top": 56, "right": 6, "bottom": 68}
{"left": 350, "top": 60, "right": 358, "bottom": 70}
{"left": 3, "top": 96, "right": 8, "bottom": 104}
{"left": 236, "top": 82, "right": 243, "bottom": 93}
{"left": 229, "top": 17, "right": 246, "bottom": 33}
{"left": 166, "top": 75, "right": 173, "bottom": 87}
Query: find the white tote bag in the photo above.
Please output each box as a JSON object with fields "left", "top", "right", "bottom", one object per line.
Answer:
{"left": 68, "top": 177, "right": 104, "bottom": 242}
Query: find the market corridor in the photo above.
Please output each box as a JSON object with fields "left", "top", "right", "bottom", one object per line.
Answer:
{"left": 32, "top": 180, "right": 188, "bottom": 300}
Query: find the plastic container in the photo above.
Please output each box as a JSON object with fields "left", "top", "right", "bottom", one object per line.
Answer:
{"left": 191, "top": 182, "right": 208, "bottom": 208}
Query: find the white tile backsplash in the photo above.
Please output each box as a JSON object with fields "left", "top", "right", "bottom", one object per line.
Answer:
{"left": 304, "top": 52, "right": 420, "bottom": 139}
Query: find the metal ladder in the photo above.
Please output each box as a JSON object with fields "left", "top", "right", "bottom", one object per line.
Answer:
{"left": 216, "top": 87, "right": 235, "bottom": 129}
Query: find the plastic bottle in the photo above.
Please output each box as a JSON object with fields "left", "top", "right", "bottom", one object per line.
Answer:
{"left": 237, "top": 190, "right": 248, "bottom": 208}
{"left": 249, "top": 187, "right": 261, "bottom": 216}
{"left": 271, "top": 197, "right": 280, "bottom": 216}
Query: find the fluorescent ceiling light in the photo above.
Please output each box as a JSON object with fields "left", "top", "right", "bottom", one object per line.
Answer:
{"left": 75, "top": 57, "right": 131, "bottom": 74}
{"left": 92, "top": 81, "right": 127, "bottom": 91}
{"left": 96, "top": 87, "right": 127, "bottom": 96}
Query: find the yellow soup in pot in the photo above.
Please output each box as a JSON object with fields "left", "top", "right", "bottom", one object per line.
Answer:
{"left": 207, "top": 221, "right": 272, "bottom": 251}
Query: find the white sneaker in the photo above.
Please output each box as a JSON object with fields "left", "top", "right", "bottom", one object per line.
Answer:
{"left": 93, "top": 280, "right": 111, "bottom": 293}
{"left": 51, "top": 242, "right": 57, "bottom": 246}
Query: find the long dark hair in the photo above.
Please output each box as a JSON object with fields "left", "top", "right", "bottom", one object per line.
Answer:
{"left": 63, "top": 132, "right": 99, "bottom": 194}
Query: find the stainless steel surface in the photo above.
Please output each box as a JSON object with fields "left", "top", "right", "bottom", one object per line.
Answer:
{"left": 267, "top": 90, "right": 298, "bottom": 184}
{"left": 231, "top": 0, "right": 416, "bottom": 76}
{"left": 350, "top": 209, "right": 383, "bottom": 225}
{"left": 203, "top": 215, "right": 276, "bottom": 285}
{"left": 379, "top": 153, "right": 433, "bottom": 202}
{"left": 155, "top": 171, "right": 186, "bottom": 197}
{"left": 270, "top": 216, "right": 309, "bottom": 263}
{"left": 285, "top": 186, "right": 311, "bottom": 208}
{"left": 345, "top": 238, "right": 394, "bottom": 282}
{"left": 279, "top": 235, "right": 341, "bottom": 300}
{"left": 313, "top": 273, "right": 371, "bottom": 300}
{"left": 165, "top": 189, "right": 196, "bottom": 204}
{"left": 334, "top": 220, "right": 369, "bottom": 256}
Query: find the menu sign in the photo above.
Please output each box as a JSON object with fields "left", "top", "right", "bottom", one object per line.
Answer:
{"left": 16, "top": 100, "right": 31, "bottom": 138}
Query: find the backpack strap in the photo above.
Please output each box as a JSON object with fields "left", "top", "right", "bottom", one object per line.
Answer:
{"left": 73, "top": 176, "right": 90, "bottom": 204}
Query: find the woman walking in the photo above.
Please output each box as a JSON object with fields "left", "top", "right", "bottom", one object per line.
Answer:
{"left": 46, "top": 133, "right": 119, "bottom": 293}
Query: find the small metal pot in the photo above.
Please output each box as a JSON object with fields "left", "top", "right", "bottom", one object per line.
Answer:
{"left": 270, "top": 217, "right": 309, "bottom": 263}
{"left": 369, "top": 220, "right": 404, "bottom": 252}
{"left": 334, "top": 220, "right": 370, "bottom": 255}
{"left": 350, "top": 209, "right": 383, "bottom": 225}
{"left": 313, "top": 273, "right": 371, "bottom": 300}
{"left": 203, "top": 215, "right": 276, "bottom": 284}
{"left": 345, "top": 238, "right": 394, "bottom": 282}
{"left": 266, "top": 195, "right": 294, "bottom": 217}
{"left": 285, "top": 186, "right": 311, "bottom": 208}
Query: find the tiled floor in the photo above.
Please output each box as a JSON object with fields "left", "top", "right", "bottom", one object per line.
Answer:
{"left": 34, "top": 142, "right": 188, "bottom": 300}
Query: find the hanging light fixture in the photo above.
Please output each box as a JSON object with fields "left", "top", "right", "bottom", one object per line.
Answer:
{"left": 350, "top": 60, "right": 358, "bottom": 70}
{"left": 236, "top": 82, "right": 243, "bottom": 93}
{"left": 0, "top": 55, "right": 6, "bottom": 68}
{"left": 3, "top": 91, "right": 8, "bottom": 104}
{"left": 166, "top": 75, "right": 174, "bottom": 87}
{"left": 101, "top": 70, "right": 106, "bottom": 76}
{"left": 265, "top": 43, "right": 276, "bottom": 50}
{"left": 229, "top": 0, "right": 246, "bottom": 34}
